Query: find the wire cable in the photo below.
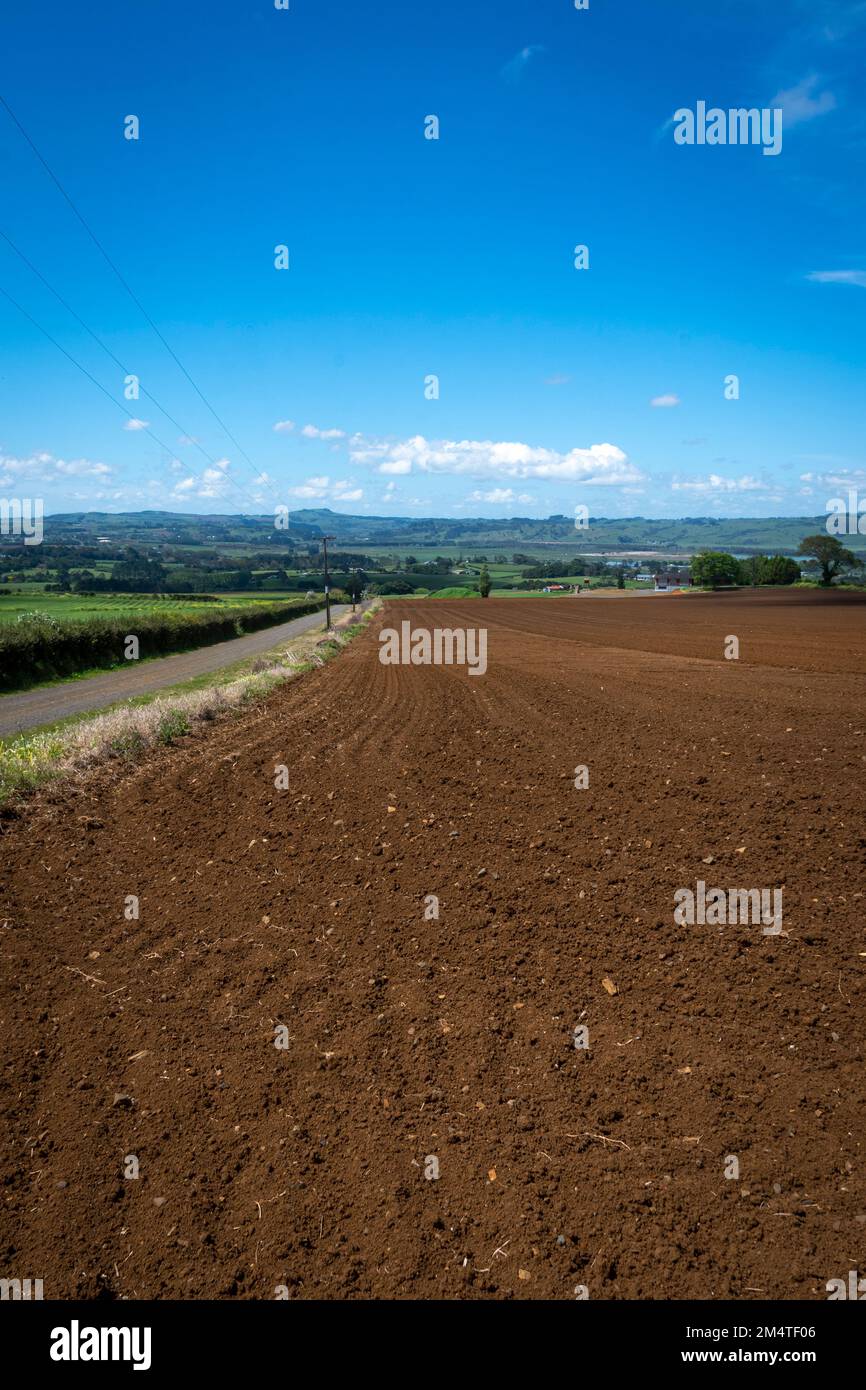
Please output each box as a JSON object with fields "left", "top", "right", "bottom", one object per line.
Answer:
{"left": 0, "top": 280, "right": 273, "bottom": 518}
{"left": 0, "top": 90, "right": 280, "bottom": 505}
{"left": 0, "top": 225, "right": 275, "bottom": 515}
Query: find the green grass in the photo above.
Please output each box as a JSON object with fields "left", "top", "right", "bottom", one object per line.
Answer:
{"left": 0, "top": 591, "right": 314, "bottom": 626}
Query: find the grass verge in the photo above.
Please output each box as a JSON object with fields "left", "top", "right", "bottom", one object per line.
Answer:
{"left": 0, "top": 602, "right": 379, "bottom": 809}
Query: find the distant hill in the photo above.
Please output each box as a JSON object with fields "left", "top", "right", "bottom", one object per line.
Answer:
{"left": 29, "top": 508, "right": 865, "bottom": 556}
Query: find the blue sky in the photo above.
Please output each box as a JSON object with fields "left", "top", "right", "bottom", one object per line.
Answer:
{"left": 1, "top": 0, "right": 865, "bottom": 521}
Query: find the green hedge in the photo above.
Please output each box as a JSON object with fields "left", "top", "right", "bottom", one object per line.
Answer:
{"left": 0, "top": 597, "right": 324, "bottom": 692}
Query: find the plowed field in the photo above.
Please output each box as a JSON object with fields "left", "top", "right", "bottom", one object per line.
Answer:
{"left": 1, "top": 590, "right": 864, "bottom": 1299}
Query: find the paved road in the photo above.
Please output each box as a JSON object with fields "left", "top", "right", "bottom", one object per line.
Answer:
{"left": 0, "top": 604, "right": 353, "bottom": 738}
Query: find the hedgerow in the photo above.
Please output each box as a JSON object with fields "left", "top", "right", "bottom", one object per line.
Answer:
{"left": 0, "top": 596, "right": 323, "bottom": 691}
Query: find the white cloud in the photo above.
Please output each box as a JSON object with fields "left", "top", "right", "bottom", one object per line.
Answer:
{"left": 650, "top": 394, "right": 680, "bottom": 408}
{"left": 0, "top": 451, "right": 112, "bottom": 486}
{"left": 59, "top": 459, "right": 112, "bottom": 477}
{"left": 671, "top": 474, "right": 765, "bottom": 493}
{"left": 798, "top": 466, "right": 866, "bottom": 491}
{"left": 285, "top": 475, "right": 364, "bottom": 503}
{"left": 198, "top": 463, "right": 232, "bottom": 498}
{"left": 269, "top": 420, "right": 640, "bottom": 490}
{"left": 501, "top": 44, "right": 545, "bottom": 84}
{"left": 301, "top": 424, "right": 346, "bottom": 440}
{"left": 806, "top": 269, "right": 866, "bottom": 288}
{"left": 123, "top": 418, "right": 150, "bottom": 432}
{"left": 273, "top": 420, "right": 295, "bottom": 433}
{"left": 378, "top": 458, "right": 413, "bottom": 475}
{"left": 286, "top": 475, "right": 328, "bottom": 499}
{"left": 770, "top": 74, "right": 836, "bottom": 128}
{"left": 816, "top": 1, "right": 866, "bottom": 43}
{"left": 289, "top": 484, "right": 326, "bottom": 499}
{"left": 349, "top": 434, "right": 641, "bottom": 485}
{"left": 468, "top": 487, "right": 518, "bottom": 503}
{"left": 332, "top": 479, "right": 364, "bottom": 501}
{"left": 545, "top": 374, "right": 570, "bottom": 386}
{"left": 170, "top": 458, "right": 233, "bottom": 500}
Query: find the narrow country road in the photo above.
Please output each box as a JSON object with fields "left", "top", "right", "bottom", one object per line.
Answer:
{"left": 0, "top": 604, "right": 352, "bottom": 738}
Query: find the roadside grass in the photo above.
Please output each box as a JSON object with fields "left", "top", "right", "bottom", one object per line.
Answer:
{"left": 0, "top": 602, "right": 379, "bottom": 809}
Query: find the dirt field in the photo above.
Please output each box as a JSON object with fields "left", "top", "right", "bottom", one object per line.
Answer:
{"left": 1, "top": 589, "right": 864, "bottom": 1300}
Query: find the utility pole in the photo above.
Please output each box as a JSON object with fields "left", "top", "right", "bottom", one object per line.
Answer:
{"left": 321, "top": 535, "right": 336, "bottom": 631}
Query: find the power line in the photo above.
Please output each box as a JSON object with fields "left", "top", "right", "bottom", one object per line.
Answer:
{"left": 0, "top": 90, "right": 278, "bottom": 504}
{"left": 0, "top": 281, "right": 273, "bottom": 518}
{"left": 0, "top": 224, "right": 274, "bottom": 515}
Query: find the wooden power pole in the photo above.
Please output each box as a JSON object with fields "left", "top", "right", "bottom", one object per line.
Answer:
{"left": 322, "top": 535, "right": 336, "bottom": 631}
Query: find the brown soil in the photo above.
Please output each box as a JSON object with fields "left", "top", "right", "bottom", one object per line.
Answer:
{"left": 1, "top": 589, "right": 864, "bottom": 1300}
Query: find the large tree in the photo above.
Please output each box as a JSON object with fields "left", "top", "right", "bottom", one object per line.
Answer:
{"left": 690, "top": 550, "right": 741, "bottom": 589}
{"left": 797, "top": 535, "right": 863, "bottom": 587}
{"left": 760, "top": 554, "right": 801, "bottom": 586}
{"left": 740, "top": 554, "right": 801, "bottom": 586}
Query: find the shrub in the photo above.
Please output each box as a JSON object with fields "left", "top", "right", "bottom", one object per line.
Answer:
{"left": 15, "top": 610, "right": 61, "bottom": 629}
{"left": 157, "top": 709, "right": 190, "bottom": 744}
{"left": 109, "top": 729, "right": 146, "bottom": 758}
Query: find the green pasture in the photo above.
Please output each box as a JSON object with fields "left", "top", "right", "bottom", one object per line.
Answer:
{"left": 0, "top": 591, "right": 314, "bottom": 626}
